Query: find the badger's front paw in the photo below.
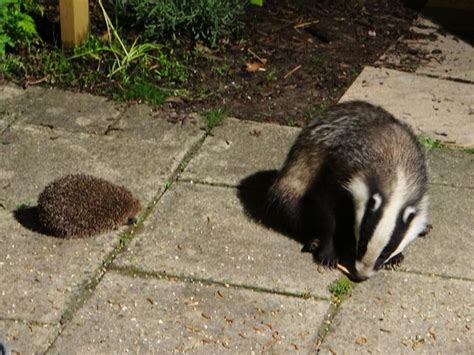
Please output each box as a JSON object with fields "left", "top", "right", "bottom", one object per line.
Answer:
{"left": 383, "top": 253, "right": 404, "bottom": 269}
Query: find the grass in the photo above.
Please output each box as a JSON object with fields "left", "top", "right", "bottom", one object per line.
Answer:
{"left": 418, "top": 134, "right": 474, "bottom": 154}
{"left": 328, "top": 275, "right": 353, "bottom": 303}
{"left": 203, "top": 107, "right": 226, "bottom": 130}
{"left": 418, "top": 134, "right": 444, "bottom": 150}
{"left": 265, "top": 69, "right": 277, "bottom": 81}
{"left": 120, "top": 80, "right": 168, "bottom": 105}
{"left": 304, "top": 101, "right": 331, "bottom": 121}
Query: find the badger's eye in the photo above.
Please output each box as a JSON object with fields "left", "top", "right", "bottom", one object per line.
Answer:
{"left": 403, "top": 206, "right": 416, "bottom": 224}
{"left": 367, "top": 193, "right": 382, "bottom": 212}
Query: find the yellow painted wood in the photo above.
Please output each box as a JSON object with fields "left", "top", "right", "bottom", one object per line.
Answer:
{"left": 59, "top": 0, "right": 90, "bottom": 48}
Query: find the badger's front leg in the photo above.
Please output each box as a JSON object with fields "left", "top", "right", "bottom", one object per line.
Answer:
{"left": 301, "top": 199, "right": 338, "bottom": 267}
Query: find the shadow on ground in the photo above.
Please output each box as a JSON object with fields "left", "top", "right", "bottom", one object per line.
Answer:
{"left": 237, "top": 170, "right": 358, "bottom": 272}
{"left": 13, "top": 206, "right": 53, "bottom": 237}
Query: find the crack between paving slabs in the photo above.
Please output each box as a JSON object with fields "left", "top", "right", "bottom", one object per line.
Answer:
{"left": 394, "top": 268, "right": 474, "bottom": 283}
{"left": 43, "top": 124, "right": 211, "bottom": 352}
{"left": 309, "top": 275, "right": 356, "bottom": 353}
{"left": 107, "top": 264, "right": 330, "bottom": 302}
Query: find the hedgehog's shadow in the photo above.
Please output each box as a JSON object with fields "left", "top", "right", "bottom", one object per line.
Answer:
{"left": 13, "top": 206, "right": 54, "bottom": 237}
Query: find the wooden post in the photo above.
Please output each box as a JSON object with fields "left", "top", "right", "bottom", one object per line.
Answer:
{"left": 59, "top": 0, "right": 90, "bottom": 48}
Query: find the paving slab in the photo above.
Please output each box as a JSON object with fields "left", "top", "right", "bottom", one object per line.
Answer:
{"left": 0, "top": 122, "right": 203, "bottom": 210}
{"left": 402, "top": 184, "right": 474, "bottom": 280}
{"left": 114, "top": 182, "right": 339, "bottom": 299}
{"left": 49, "top": 271, "right": 328, "bottom": 353}
{"left": 320, "top": 272, "right": 473, "bottom": 354}
{"left": 3, "top": 86, "right": 123, "bottom": 134}
{"left": 0, "top": 319, "right": 59, "bottom": 354}
{"left": 181, "top": 117, "right": 299, "bottom": 187}
{"left": 340, "top": 66, "right": 474, "bottom": 147}
{"left": 108, "top": 103, "right": 204, "bottom": 143}
{"left": 0, "top": 209, "right": 118, "bottom": 323}
{"left": 1, "top": 84, "right": 44, "bottom": 131}
{"left": 411, "top": 19, "right": 474, "bottom": 82}
{"left": 427, "top": 149, "right": 474, "bottom": 188}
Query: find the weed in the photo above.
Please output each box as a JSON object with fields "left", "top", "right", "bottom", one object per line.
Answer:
{"left": 211, "top": 61, "right": 231, "bottom": 77}
{"left": 286, "top": 118, "right": 297, "bottom": 127}
{"left": 204, "top": 107, "right": 225, "bottom": 130}
{"left": 312, "top": 52, "right": 329, "bottom": 67}
{"left": 121, "top": 80, "right": 167, "bottom": 105}
{"left": 119, "top": 232, "right": 132, "bottom": 246}
{"left": 265, "top": 69, "right": 277, "bottom": 81}
{"left": 0, "top": 54, "right": 22, "bottom": 78}
{"left": 304, "top": 101, "right": 331, "bottom": 120}
{"left": 418, "top": 134, "right": 444, "bottom": 150}
{"left": 328, "top": 276, "right": 352, "bottom": 302}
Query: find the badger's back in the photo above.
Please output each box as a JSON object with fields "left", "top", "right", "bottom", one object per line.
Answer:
{"left": 271, "top": 101, "right": 427, "bottom": 207}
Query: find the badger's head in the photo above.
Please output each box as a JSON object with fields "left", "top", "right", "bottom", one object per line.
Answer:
{"left": 345, "top": 169, "right": 429, "bottom": 281}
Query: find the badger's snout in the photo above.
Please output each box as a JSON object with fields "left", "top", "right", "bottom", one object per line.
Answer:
{"left": 349, "top": 260, "right": 376, "bottom": 282}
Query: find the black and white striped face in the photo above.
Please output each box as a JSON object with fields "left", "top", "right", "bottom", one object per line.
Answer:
{"left": 347, "top": 171, "right": 429, "bottom": 281}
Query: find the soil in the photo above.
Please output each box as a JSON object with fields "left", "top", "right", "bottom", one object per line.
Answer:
{"left": 25, "top": 0, "right": 426, "bottom": 126}
{"left": 186, "top": 0, "right": 426, "bottom": 126}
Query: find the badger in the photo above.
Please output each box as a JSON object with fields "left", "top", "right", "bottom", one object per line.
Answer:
{"left": 269, "top": 101, "right": 430, "bottom": 281}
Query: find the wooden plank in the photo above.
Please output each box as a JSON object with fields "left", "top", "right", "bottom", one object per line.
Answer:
{"left": 59, "top": 0, "right": 90, "bottom": 48}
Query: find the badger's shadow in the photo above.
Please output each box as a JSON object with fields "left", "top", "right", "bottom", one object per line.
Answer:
{"left": 237, "top": 170, "right": 309, "bottom": 246}
{"left": 237, "top": 170, "right": 356, "bottom": 268}
{"left": 13, "top": 206, "right": 55, "bottom": 237}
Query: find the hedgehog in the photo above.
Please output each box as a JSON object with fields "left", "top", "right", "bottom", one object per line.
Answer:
{"left": 37, "top": 174, "right": 141, "bottom": 238}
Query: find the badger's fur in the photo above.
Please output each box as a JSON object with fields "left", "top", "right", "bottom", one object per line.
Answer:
{"left": 269, "top": 101, "right": 429, "bottom": 281}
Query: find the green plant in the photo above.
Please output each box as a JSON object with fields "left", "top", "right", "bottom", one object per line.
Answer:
{"left": 0, "top": 0, "right": 43, "bottom": 56}
{"left": 312, "top": 52, "right": 329, "bottom": 67}
{"left": 328, "top": 276, "right": 352, "bottom": 301}
{"left": 114, "top": 0, "right": 248, "bottom": 47}
{"left": 121, "top": 80, "right": 168, "bottom": 105}
{"left": 286, "top": 117, "right": 297, "bottom": 127}
{"left": 265, "top": 69, "right": 277, "bottom": 81}
{"left": 71, "top": 1, "right": 188, "bottom": 85}
{"left": 204, "top": 107, "right": 225, "bottom": 129}
{"left": 304, "top": 101, "right": 331, "bottom": 120}
{"left": 418, "top": 134, "right": 444, "bottom": 150}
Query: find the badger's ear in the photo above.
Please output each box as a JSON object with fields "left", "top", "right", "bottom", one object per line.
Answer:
{"left": 367, "top": 193, "right": 382, "bottom": 212}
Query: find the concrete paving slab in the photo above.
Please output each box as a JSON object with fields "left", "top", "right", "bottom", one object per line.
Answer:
{"left": 0, "top": 123, "right": 202, "bottom": 210}
{"left": 181, "top": 118, "right": 299, "bottom": 187}
{"left": 0, "top": 209, "right": 118, "bottom": 323}
{"left": 114, "top": 182, "right": 339, "bottom": 299}
{"left": 427, "top": 149, "right": 474, "bottom": 188}
{"left": 413, "top": 29, "right": 474, "bottom": 83}
{"left": 320, "top": 272, "right": 473, "bottom": 354}
{"left": 0, "top": 319, "right": 59, "bottom": 354}
{"left": 340, "top": 67, "right": 474, "bottom": 147}
{"left": 1, "top": 84, "right": 44, "bottom": 131}
{"left": 50, "top": 271, "right": 329, "bottom": 353}
{"left": 402, "top": 184, "right": 474, "bottom": 280}
{"left": 5, "top": 87, "right": 123, "bottom": 134}
{"left": 378, "top": 16, "right": 474, "bottom": 83}
{"left": 108, "top": 103, "right": 204, "bottom": 143}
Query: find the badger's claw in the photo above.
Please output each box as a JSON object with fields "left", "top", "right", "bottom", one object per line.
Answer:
{"left": 383, "top": 253, "right": 404, "bottom": 269}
